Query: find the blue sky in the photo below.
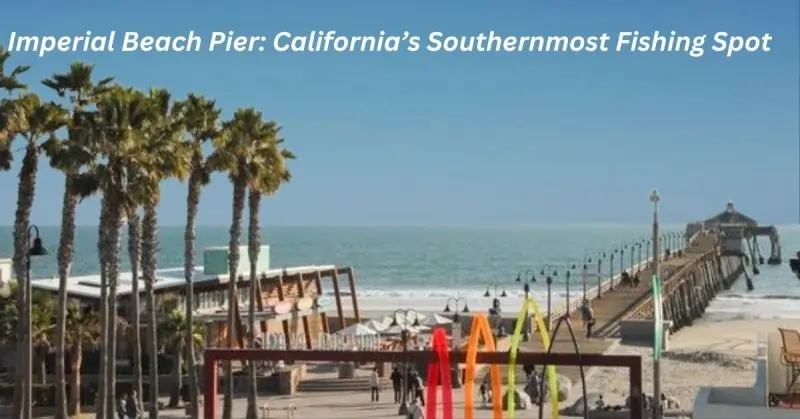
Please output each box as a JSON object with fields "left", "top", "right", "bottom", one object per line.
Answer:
{"left": 2, "top": 1, "right": 798, "bottom": 226}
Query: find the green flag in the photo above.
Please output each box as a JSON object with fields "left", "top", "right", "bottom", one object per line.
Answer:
{"left": 651, "top": 275, "right": 663, "bottom": 360}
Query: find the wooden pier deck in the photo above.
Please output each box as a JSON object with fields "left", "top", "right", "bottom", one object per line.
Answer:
{"left": 495, "top": 234, "right": 718, "bottom": 385}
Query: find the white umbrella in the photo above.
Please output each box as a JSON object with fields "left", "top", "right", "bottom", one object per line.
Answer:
{"left": 383, "top": 324, "right": 430, "bottom": 335}
{"left": 335, "top": 323, "right": 379, "bottom": 337}
{"left": 421, "top": 313, "right": 453, "bottom": 326}
{"left": 361, "top": 319, "right": 389, "bottom": 332}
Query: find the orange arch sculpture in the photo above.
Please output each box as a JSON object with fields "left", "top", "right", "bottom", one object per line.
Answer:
{"left": 425, "top": 328, "right": 453, "bottom": 419}
{"left": 464, "top": 314, "right": 503, "bottom": 419}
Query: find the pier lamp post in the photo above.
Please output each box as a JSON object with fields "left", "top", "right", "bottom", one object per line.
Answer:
{"left": 540, "top": 266, "right": 558, "bottom": 331}
{"left": 650, "top": 190, "right": 663, "bottom": 419}
{"left": 629, "top": 243, "right": 636, "bottom": 274}
{"left": 620, "top": 245, "right": 627, "bottom": 275}
{"left": 443, "top": 297, "right": 469, "bottom": 346}
{"left": 522, "top": 282, "right": 532, "bottom": 341}
{"left": 483, "top": 283, "right": 507, "bottom": 298}
{"left": 391, "top": 309, "right": 421, "bottom": 415}
{"left": 636, "top": 241, "right": 643, "bottom": 274}
{"left": 610, "top": 249, "right": 617, "bottom": 288}
{"left": 597, "top": 252, "right": 605, "bottom": 298}
{"left": 515, "top": 269, "right": 532, "bottom": 283}
{"left": 23, "top": 225, "right": 47, "bottom": 418}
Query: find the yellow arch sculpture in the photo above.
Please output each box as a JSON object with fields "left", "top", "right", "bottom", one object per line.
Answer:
{"left": 464, "top": 314, "right": 502, "bottom": 419}
{"left": 507, "top": 298, "right": 560, "bottom": 419}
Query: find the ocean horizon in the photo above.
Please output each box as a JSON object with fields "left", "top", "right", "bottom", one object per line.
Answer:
{"left": 2, "top": 224, "right": 799, "bottom": 321}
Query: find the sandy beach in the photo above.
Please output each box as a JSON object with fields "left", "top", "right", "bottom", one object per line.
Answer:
{"left": 577, "top": 319, "right": 800, "bottom": 410}
{"left": 232, "top": 318, "right": 799, "bottom": 418}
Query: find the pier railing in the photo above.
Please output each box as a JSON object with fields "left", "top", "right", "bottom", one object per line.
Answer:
{"left": 545, "top": 246, "right": 689, "bottom": 328}
{"left": 622, "top": 245, "right": 719, "bottom": 322}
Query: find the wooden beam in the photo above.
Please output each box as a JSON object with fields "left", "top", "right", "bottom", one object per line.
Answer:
{"left": 275, "top": 274, "right": 292, "bottom": 349}
{"left": 330, "top": 267, "right": 345, "bottom": 328}
{"left": 313, "top": 271, "right": 329, "bottom": 333}
{"left": 344, "top": 266, "right": 361, "bottom": 323}
{"left": 296, "top": 273, "right": 312, "bottom": 349}
{"left": 203, "top": 349, "right": 644, "bottom": 419}
{"left": 255, "top": 273, "right": 268, "bottom": 336}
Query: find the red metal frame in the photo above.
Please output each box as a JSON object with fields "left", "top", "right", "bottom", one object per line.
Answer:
{"left": 203, "top": 349, "right": 644, "bottom": 419}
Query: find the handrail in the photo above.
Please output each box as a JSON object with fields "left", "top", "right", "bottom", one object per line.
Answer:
{"left": 623, "top": 244, "right": 719, "bottom": 322}
{"left": 544, "top": 242, "right": 692, "bottom": 328}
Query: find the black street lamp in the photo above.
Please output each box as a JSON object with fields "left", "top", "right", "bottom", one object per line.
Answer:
{"left": 522, "top": 282, "right": 531, "bottom": 341}
{"left": 636, "top": 241, "right": 643, "bottom": 274}
{"left": 610, "top": 249, "right": 617, "bottom": 289}
{"left": 483, "top": 283, "right": 507, "bottom": 298}
{"left": 515, "top": 269, "right": 532, "bottom": 283}
{"left": 391, "top": 309, "right": 420, "bottom": 415}
{"left": 540, "top": 266, "right": 558, "bottom": 332}
{"left": 621, "top": 245, "right": 627, "bottom": 275}
{"left": 443, "top": 297, "right": 469, "bottom": 323}
{"left": 24, "top": 225, "right": 47, "bottom": 418}
{"left": 596, "top": 252, "right": 605, "bottom": 299}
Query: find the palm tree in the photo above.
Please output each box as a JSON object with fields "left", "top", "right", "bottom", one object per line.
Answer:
{"left": 64, "top": 301, "right": 101, "bottom": 417}
{"left": 209, "top": 108, "right": 264, "bottom": 419}
{"left": 244, "top": 121, "right": 294, "bottom": 418}
{"left": 5, "top": 91, "right": 67, "bottom": 419}
{"left": 180, "top": 94, "right": 220, "bottom": 418}
{"left": 0, "top": 47, "right": 30, "bottom": 153}
{"left": 157, "top": 309, "right": 204, "bottom": 408}
{"left": 138, "top": 88, "right": 189, "bottom": 419}
{"left": 78, "top": 86, "right": 152, "bottom": 419}
{"left": 0, "top": 47, "right": 31, "bottom": 419}
{"left": 41, "top": 62, "right": 112, "bottom": 419}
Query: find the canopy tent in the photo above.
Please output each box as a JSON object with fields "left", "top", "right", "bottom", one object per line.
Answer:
{"left": 383, "top": 324, "right": 430, "bottom": 336}
{"left": 361, "top": 319, "right": 389, "bottom": 332}
{"left": 335, "top": 323, "right": 379, "bottom": 337}
{"left": 420, "top": 313, "right": 453, "bottom": 326}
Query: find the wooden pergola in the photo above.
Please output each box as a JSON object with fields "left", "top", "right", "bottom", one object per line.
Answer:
{"left": 186, "top": 266, "right": 362, "bottom": 351}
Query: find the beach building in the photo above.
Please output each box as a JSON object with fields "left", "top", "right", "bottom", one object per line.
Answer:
{"left": 685, "top": 201, "right": 782, "bottom": 264}
{"left": 28, "top": 245, "right": 362, "bottom": 350}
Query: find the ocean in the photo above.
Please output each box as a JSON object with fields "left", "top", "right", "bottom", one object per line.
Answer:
{"left": 1, "top": 224, "right": 798, "bottom": 320}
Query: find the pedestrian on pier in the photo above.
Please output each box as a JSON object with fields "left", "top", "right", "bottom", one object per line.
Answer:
{"left": 479, "top": 378, "right": 488, "bottom": 407}
{"left": 390, "top": 367, "right": 403, "bottom": 403}
{"left": 580, "top": 298, "right": 596, "bottom": 338}
{"left": 369, "top": 367, "right": 381, "bottom": 403}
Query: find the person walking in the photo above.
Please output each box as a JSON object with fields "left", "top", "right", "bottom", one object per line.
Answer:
{"left": 369, "top": 367, "right": 381, "bottom": 403}
{"left": 117, "top": 393, "right": 127, "bottom": 419}
{"left": 390, "top": 367, "right": 403, "bottom": 403}
{"left": 125, "top": 391, "right": 142, "bottom": 419}
{"left": 414, "top": 374, "right": 426, "bottom": 407}
{"left": 580, "top": 298, "right": 596, "bottom": 338}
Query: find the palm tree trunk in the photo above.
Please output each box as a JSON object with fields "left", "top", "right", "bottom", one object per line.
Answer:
{"left": 55, "top": 174, "right": 77, "bottom": 419}
{"left": 95, "top": 196, "right": 110, "bottom": 419}
{"left": 12, "top": 144, "right": 39, "bottom": 419}
{"left": 168, "top": 350, "right": 183, "bottom": 408}
{"left": 128, "top": 214, "right": 144, "bottom": 409}
{"left": 184, "top": 170, "right": 202, "bottom": 418}
{"left": 246, "top": 189, "right": 261, "bottom": 419}
{"left": 223, "top": 177, "right": 247, "bottom": 419}
{"left": 67, "top": 341, "right": 83, "bottom": 416}
{"left": 142, "top": 202, "right": 160, "bottom": 419}
{"left": 105, "top": 200, "right": 124, "bottom": 414}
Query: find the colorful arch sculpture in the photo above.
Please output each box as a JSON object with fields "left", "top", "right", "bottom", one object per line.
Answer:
{"left": 426, "top": 327, "right": 454, "bottom": 419}
{"left": 507, "top": 298, "right": 560, "bottom": 419}
{"left": 464, "top": 314, "right": 503, "bottom": 419}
